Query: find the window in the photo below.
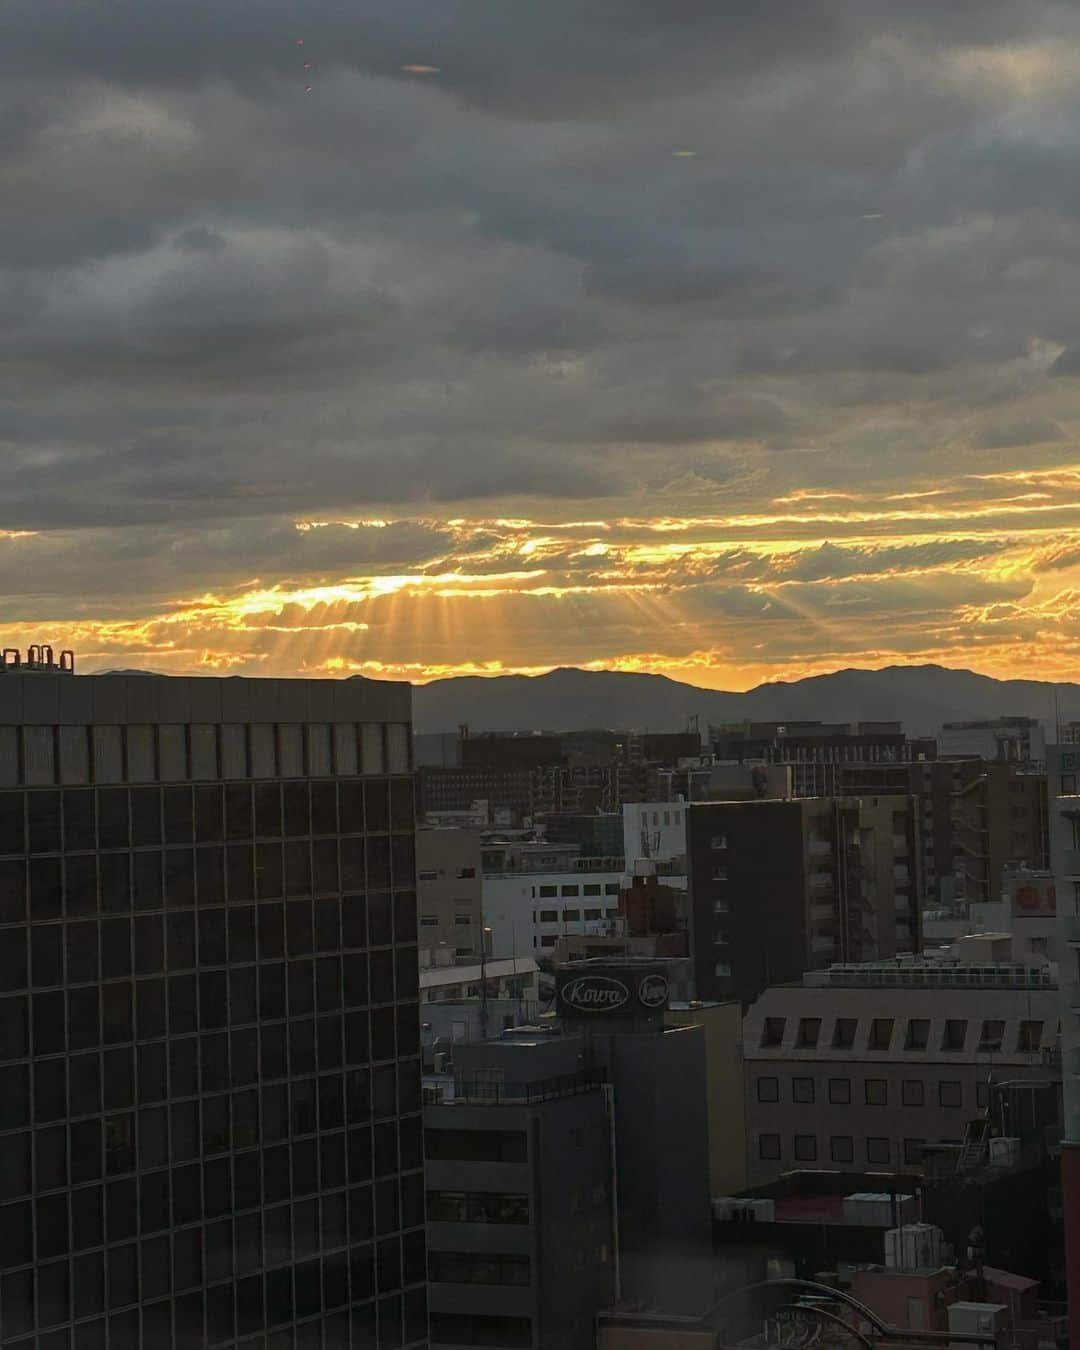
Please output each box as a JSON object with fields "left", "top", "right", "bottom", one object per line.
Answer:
{"left": 711, "top": 835, "right": 728, "bottom": 850}
{"left": 454, "top": 916, "right": 471, "bottom": 926}
{"left": 419, "top": 916, "right": 438, "bottom": 928}
{"left": 866, "top": 1137, "right": 891, "bottom": 1165}
{"left": 560, "top": 885, "right": 579, "bottom": 898}
{"left": 758, "top": 1134, "right": 781, "bottom": 1161}
{"left": 976, "top": 1081, "right": 990, "bottom": 1109}
{"left": 604, "top": 883, "right": 620, "bottom": 895}
{"left": 563, "top": 909, "right": 580, "bottom": 922}
{"left": 868, "top": 1018, "right": 894, "bottom": 1051}
{"left": 938, "top": 1081, "right": 962, "bottom": 1108}
{"left": 1018, "top": 1020, "right": 1044, "bottom": 1053}
{"left": 712, "top": 867, "right": 728, "bottom": 881}
{"left": 792, "top": 1077, "right": 815, "bottom": 1105}
{"left": 794, "top": 1135, "right": 817, "bottom": 1162}
{"left": 797, "top": 1018, "right": 821, "bottom": 1048}
{"left": 584, "top": 908, "right": 602, "bottom": 920}
{"left": 865, "top": 1079, "right": 887, "bottom": 1106}
{"left": 540, "top": 936, "right": 557, "bottom": 948}
{"left": 761, "top": 1018, "right": 786, "bottom": 1048}
{"left": 832, "top": 1018, "right": 857, "bottom": 1049}
{"left": 757, "top": 1077, "right": 779, "bottom": 1103}
{"left": 828, "top": 1078, "right": 851, "bottom": 1105}
{"left": 904, "top": 1019, "right": 930, "bottom": 1050}
{"left": 418, "top": 870, "right": 437, "bottom": 882}
{"left": 605, "top": 907, "right": 620, "bottom": 918}
{"left": 424, "top": 1129, "right": 526, "bottom": 1163}
{"left": 538, "top": 910, "right": 558, "bottom": 923}
{"left": 428, "top": 1315, "right": 533, "bottom": 1348}
{"left": 901, "top": 1139, "right": 928, "bottom": 1171}
{"left": 902, "top": 1080, "right": 925, "bottom": 1107}
{"left": 583, "top": 884, "right": 601, "bottom": 897}
{"left": 830, "top": 1136, "right": 854, "bottom": 1164}
{"left": 538, "top": 886, "right": 556, "bottom": 899}
{"left": 429, "top": 1252, "right": 531, "bottom": 1287}
{"left": 942, "top": 1019, "right": 968, "bottom": 1051}
{"left": 457, "top": 868, "right": 476, "bottom": 879}
{"left": 978, "top": 1020, "right": 1004, "bottom": 1053}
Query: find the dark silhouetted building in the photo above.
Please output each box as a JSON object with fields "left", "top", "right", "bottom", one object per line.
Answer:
{"left": 687, "top": 796, "right": 921, "bottom": 1007}
{"left": 0, "top": 664, "right": 426, "bottom": 1348}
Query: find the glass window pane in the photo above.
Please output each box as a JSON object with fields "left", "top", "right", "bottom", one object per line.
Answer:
{"left": 92, "top": 728, "right": 122, "bottom": 785}
{"left": 279, "top": 726, "right": 303, "bottom": 778}
{"left": 386, "top": 725, "right": 409, "bottom": 774}
{"left": 24, "top": 727, "right": 56, "bottom": 786}
{"left": 334, "top": 725, "right": 358, "bottom": 777}
{"left": 126, "top": 727, "right": 155, "bottom": 783}
{"left": 361, "top": 725, "right": 385, "bottom": 776}
{"left": 221, "top": 725, "right": 247, "bottom": 780}
{"left": 308, "top": 725, "right": 331, "bottom": 777}
{"left": 190, "top": 725, "right": 217, "bottom": 781}
{"left": 0, "top": 728, "right": 17, "bottom": 787}
{"left": 251, "top": 726, "right": 276, "bottom": 779}
{"left": 158, "top": 727, "right": 187, "bottom": 782}
{"left": 59, "top": 727, "right": 90, "bottom": 784}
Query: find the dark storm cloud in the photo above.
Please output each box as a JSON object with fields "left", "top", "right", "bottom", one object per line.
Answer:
{"left": 6, "top": 0, "right": 1080, "bottom": 576}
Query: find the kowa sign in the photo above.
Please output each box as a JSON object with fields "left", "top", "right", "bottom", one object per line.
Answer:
{"left": 561, "top": 975, "right": 630, "bottom": 1013}
{"left": 560, "top": 971, "right": 670, "bottom": 1014}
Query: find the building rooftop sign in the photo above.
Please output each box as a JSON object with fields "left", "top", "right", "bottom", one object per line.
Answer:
{"left": 556, "top": 958, "right": 672, "bottom": 1023}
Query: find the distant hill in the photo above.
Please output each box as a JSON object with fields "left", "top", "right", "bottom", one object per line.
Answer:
{"left": 412, "top": 664, "right": 1080, "bottom": 737}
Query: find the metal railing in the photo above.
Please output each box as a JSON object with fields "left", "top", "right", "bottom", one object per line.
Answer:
{"left": 447, "top": 1067, "right": 606, "bottom": 1105}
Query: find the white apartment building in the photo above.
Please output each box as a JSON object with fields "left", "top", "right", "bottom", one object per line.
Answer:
{"left": 622, "top": 801, "right": 687, "bottom": 870}
{"left": 482, "top": 865, "right": 624, "bottom": 960}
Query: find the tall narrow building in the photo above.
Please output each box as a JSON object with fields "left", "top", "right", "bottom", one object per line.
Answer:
{"left": 0, "top": 658, "right": 426, "bottom": 1349}
{"left": 1047, "top": 745, "right": 1080, "bottom": 1350}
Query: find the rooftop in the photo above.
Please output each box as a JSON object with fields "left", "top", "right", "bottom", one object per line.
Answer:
{"left": 419, "top": 957, "right": 538, "bottom": 989}
{"left": 804, "top": 961, "right": 1055, "bottom": 991}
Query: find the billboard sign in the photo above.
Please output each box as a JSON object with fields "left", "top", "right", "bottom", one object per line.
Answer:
{"left": 560, "top": 974, "right": 630, "bottom": 1014}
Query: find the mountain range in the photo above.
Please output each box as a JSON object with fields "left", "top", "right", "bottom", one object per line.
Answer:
{"left": 412, "top": 664, "right": 1080, "bottom": 738}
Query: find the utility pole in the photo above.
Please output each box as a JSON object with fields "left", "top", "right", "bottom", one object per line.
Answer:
{"left": 479, "top": 925, "right": 492, "bottom": 1039}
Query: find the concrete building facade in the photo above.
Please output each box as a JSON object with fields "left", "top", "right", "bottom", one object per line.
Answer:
{"left": 482, "top": 866, "right": 624, "bottom": 962}
{"left": 953, "top": 760, "right": 1049, "bottom": 906}
{"left": 687, "top": 796, "right": 922, "bottom": 1008}
{"left": 416, "top": 826, "right": 483, "bottom": 961}
{"left": 425, "top": 1033, "right": 616, "bottom": 1350}
{"left": 743, "top": 962, "right": 1061, "bottom": 1186}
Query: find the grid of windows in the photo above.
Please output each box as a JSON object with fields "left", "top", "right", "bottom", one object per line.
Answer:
{"left": 0, "top": 743, "right": 424, "bottom": 1349}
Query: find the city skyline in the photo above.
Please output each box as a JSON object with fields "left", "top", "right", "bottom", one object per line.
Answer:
{"left": 8, "top": 3, "right": 1080, "bottom": 686}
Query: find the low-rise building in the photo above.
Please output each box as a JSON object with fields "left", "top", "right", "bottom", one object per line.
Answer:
{"left": 743, "top": 960, "right": 1061, "bottom": 1186}
{"left": 425, "top": 1034, "right": 615, "bottom": 1350}
{"left": 482, "top": 861, "right": 625, "bottom": 960}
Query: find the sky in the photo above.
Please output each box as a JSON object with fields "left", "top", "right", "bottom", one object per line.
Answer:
{"left": 7, "top": 2, "right": 1080, "bottom": 690}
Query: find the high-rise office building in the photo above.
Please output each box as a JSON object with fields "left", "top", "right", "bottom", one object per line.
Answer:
{"left": 0, "top": 660, "right": 426, "bottom": 1350}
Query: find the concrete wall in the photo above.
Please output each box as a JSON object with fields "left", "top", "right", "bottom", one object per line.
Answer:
{"left": 665, "top": 1001, "right": 746, "bottom": 1196}
{"left": 417, "top": 827, "right": 483, "bottom": 958}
